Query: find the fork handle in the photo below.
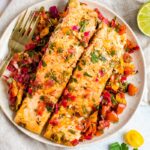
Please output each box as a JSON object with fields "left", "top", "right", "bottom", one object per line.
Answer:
{"left": 0, "top": 52, "right": 13, "bottom": 77}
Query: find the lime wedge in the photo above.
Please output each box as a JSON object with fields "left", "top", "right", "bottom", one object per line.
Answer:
{"left": 137, "top": 2, "right": 150, "bottom": 36}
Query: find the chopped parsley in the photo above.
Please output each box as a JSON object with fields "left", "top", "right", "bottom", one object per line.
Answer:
{"left": 90, "top": 51, "right": 99, "bottom": 63}
{"left": 111, "top": 95, "right": 118, "bottom": 105}
{"left": 40, "top": 95, "right": 45, "bottom": 100}
{"left": 81, "top": 60, "right": 86, "bottom": 65}
{"left": 80, "top": 41, "right": 86, "bottom": 47}
{"left": 70, "top": 77, "right": 78, "bottom": 83}
{"left": 68, "top": 129, "right": 76, "bottom": 134}
{"left": 46, "top": 105, "right": 53, "bottom": 112}
{"left": 84, "top": 72, "right": 92, "bottom": 77}
{"left": 45, "top": 70, "right": 58, "bottom": 83}
{"left": 110, "top": 50, "right": 116, "bottom": 56}
{"left": 57, "top": 47, "right": 63, "bottom": 53}
{"left": 77, "top": 65, "right": 82, "bottom": 71}
{"left": 79, "top": 20, "right": 88, "bottom": 32}
{"left": 49, "top": 50, "right": 52, "bottom": 54}
{"left": 42, "top": 60, "right": 47, "bottom": 67}
{"left": 82, "top": 105, "right": 88, "bottom": 114}
{"left": 65, "top": 54, "right": 73, "bottom": 62}
{"left": 28, "top": 51, "right": 35, "bottom": 57}
{"left": 66, "top": 30, "right": 71, "bottom": 35}
{"left": 49, "top": 42, "right": 55, "bottom": 50}
{"left": 62, "top": 71, "right": 69, "bottom": 80}
{"left": 115, "top": 24, "right": 120, "bottom": 33}
{"left": 90, "top": 50, "right": 107, "bottom": 63}
{"left": 50, "top": 71, "right": 58, "bottom": 82}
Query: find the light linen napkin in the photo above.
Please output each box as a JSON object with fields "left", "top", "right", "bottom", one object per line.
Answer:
{"left": 0, "top": 0, "right": 150, "bottom": 150}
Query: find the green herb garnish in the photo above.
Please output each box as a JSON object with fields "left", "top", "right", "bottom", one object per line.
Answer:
{"left": 109, "top": 142, "right": 129, "bottom": 150}
{"left": 42, "top": 60, "right": 47, "bottom": 67}
{"left": 84, "top": 72, "right": 92, "bottom": 77}
{"left": 57, "top": 47, "right": 63, "bottom": 53}
{"left": 82, "top": 105, "right": 88, "bottom": 114}
{"left": 49, "top": 50, "right": 52, "bottom": 54}
{"left": 111, "top": 95, "right": 118, "bottom": 105}
{"left": 49, "top": 42, "right": 55, "bottom": 50}
{"left": 81, "top": 60, "right": 86, "bottom": 65}
{"left": 110, "top": 50, "right": 116, "bottom": 56}
{"left": 90, "top": 51, "right": 99, "bottom": 63}
{"left": 79, "top": 20, "right": 88, "bottom": 32}
{"left": 77, "top": 65, "right": 82, "bottom": 71}
{"left": 70, "top": 77, "right": 78, "bottom": 83}
{"left": 109, "top": 142, "right": 121, "bottom": 150}
{"left": 62, "top": 71, "right": 69, "bottom": 80}
{"left": 121, "top": 143, "right": 129, "bottom": 150}
{"left": 28, "top": 51, "right": 35, "bottom": 57}
{"left": 45, "top": 70, "right": 58, "bottom": 82}
{"left": 80, "top": 41, "right": 86, "bottom": 47}
{"left": 65, "top": 54, "right": 73, "bottom": 62}
{"left": 66, "top": 30, "right": 71, "bottom": 35}
{"left": 40, "top": 95, "right": 45, "bottom": 100}
{"left": 50, "top": 71, "right": 58, "bottom": 82}
{"left": 46, "top": 105, "right": 53, "bottom": 112}
{"left": 68, "top": 129, "right": 76, "bottom": 134}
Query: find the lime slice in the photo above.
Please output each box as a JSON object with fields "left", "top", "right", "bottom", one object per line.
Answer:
{"left": 137, "top": 2, "right": 150, "bottom": 36}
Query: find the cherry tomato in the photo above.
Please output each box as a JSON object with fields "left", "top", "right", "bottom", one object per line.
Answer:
{"left": 128, "top": 83, "right": 138, "bottom": 96}
{"left": 106, "top": 111, "right": 119, "bottom": 123}
{"left": 71, "top": 139, "right": 79, "bottom": 146}
{"left": 123, "top": 52, "right": 133, "bottom": 63}
{"left": 119, "top": 25, "right": 126, "bottom": 35}
{"left": 37, "top": 101, "right": 45, "bottom": 116}
{"left": 116, "top": 103, "right": 126, "bottom": 114}
{"left": 124, "top": 66, "right": 134, "bottom": 76}
{"left": 101, "top": 105, "right": 110, "bottom": 118}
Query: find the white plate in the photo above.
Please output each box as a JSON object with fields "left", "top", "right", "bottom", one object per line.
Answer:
{"left": 0, "top": 0, "right": 146, "bottom": 148}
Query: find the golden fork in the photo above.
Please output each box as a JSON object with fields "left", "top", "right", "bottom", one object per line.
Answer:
{"left": 0, "top": 9, "right": 39, "bottom": 77}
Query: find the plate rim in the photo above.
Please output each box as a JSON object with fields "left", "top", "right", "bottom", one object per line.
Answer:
{"left": 0, "top": 0, "right": 146, "bottom": 148}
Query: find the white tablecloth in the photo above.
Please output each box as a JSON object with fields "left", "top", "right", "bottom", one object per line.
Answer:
{"left": 0, "top": 0, "right": 150, "bottom": 150}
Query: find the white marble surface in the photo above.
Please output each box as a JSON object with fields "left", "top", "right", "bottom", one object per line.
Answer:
{"left": 0, "top": 0, "right": 150, "bottom": 150}
{"left": 0, "top": 0, "right": 10, "bottom": 16}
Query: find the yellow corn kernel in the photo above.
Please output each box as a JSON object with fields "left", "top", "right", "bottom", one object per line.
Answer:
{"left": 62, "top": 27, "right": 71, "bottom": 35}
{"left": 111, "top": 83, "right": 119, "bottom": 91}
{"left": 116, "top": 93, "right": 126, "bottom": 104}
{"left": 40, "top": 27, "right": 49, "bottom": 38}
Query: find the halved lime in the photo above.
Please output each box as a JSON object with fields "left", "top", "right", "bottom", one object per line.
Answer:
{"left": 137, "top": 2, "right": 150, "bottom": 37}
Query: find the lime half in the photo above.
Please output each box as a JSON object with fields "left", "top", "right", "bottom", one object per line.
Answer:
{"left": 137, "top": 2, "right": 150, "bottom": 37}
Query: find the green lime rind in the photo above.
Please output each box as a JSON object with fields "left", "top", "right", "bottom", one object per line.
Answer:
{"left": 137, "top": 2, "right": 150, "bottom": 37}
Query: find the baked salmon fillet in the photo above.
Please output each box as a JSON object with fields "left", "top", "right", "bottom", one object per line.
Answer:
{"left": 14, "top": 0, "right": 97, "bottom": 134}
{"left": 71, "top": 3, "right": 98, "bottom": 47}
{"left": 44, "top": 23, "right": 126, "bottom": 145}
